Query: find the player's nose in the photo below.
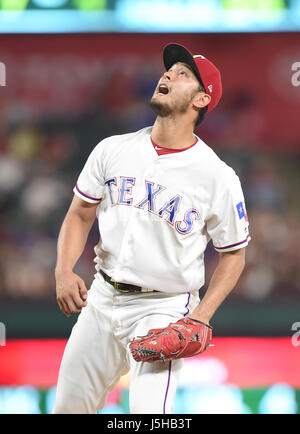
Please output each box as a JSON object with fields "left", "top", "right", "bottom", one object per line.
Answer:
{"left": 162, "top": 70, "right": 173, "bottom": 81}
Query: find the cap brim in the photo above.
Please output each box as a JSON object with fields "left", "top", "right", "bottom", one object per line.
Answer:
{"left": 163, "top": 43, "right": 204, "bottom": 88}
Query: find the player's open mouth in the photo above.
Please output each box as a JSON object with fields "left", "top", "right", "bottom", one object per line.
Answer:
{"left": 157, "top": 84, "right": 169, "bottom": 95}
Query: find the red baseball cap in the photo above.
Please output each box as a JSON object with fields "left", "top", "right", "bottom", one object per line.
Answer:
{"left": 163, "top": 43, "right": 222, "bottom": 113}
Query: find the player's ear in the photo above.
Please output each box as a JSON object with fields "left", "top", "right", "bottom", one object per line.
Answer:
{"left": 193, "top": 91, "right": 211, "bottom": 111}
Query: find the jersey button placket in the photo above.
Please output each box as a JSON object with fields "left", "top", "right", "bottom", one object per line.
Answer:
{"left": 115, "top": 212, "right": 136, "bottom": 279}
{"left": 115, "top": 159, "right": 159, "bottom": 280}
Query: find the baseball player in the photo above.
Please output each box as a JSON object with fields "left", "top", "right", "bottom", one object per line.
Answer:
{"left": 53, "top": 43, "right": 250, "bottom": 414}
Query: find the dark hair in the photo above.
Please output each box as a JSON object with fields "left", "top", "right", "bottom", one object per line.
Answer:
{"left": 194, "top": 82, "right": 208, "bottom": 127}
{"left": 195, "top": 105, "right": 208, "bottom": 127}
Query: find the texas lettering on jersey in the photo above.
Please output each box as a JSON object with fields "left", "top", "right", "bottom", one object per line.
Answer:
{"left": 73, "top": 128, "right": 250, "bottom": 293}
{"left": 104, "top": 176, "right": 200, "bottom": 235}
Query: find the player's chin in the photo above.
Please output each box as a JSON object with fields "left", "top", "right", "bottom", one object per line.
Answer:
{"left": 149, "top": 96, "right": 172, "bottom": 117}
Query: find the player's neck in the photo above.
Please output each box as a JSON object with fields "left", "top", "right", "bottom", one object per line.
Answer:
{"left": 151, "top": 117, "right": 196, "bottom": 150}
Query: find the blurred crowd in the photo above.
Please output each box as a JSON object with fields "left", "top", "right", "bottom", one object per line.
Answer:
{"left": 0, "top": 53, "right": 299, "bottom": 304}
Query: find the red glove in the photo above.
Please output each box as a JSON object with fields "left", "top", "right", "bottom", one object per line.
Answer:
{"left": 129, "top": 317, "right": 212, "bottom": 363}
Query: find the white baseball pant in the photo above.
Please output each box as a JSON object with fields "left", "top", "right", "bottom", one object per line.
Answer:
{"left": 52, "top": 274, "right": 199, "bottom": 414}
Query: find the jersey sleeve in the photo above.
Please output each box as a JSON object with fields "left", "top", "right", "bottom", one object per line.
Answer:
{"left": 206, "top": 167, "right": 251, "bottom": 252}
{"left": 73, "top": 143, "right": 105, "bottom": 204}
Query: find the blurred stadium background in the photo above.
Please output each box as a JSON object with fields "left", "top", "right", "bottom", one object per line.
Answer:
{"left": 0, "top": 0, "right": 300, "bottom": 415}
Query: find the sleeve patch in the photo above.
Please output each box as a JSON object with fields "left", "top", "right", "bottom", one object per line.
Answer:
{"left": 236, "top": 201, "right": 248, "bottom": 222}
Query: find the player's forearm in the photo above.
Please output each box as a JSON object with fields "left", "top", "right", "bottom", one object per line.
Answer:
{"left": 55, "top": 213, "right": 93, "bottom": 274}
{"left": 190, "top": 248, "right": 246, "bottom": 324}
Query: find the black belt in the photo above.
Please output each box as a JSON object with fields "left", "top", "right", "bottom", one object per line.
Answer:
{"left": 100, "top": 270, "right": 156, "bottom": 293}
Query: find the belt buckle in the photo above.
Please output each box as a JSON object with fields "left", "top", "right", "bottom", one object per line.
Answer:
{"left": 114, "top": 281, "right": 131, "bottom": 293}
{"left": 113, "top": 281, "right": 119, "bottom": 291}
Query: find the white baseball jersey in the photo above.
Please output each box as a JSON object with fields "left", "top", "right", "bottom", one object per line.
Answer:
{"left": 73, "top": 126, "right": 250, "bottom": 294}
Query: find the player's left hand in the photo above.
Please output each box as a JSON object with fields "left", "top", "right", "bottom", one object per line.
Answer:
{"left": 129, "top": 317, "right": 212, "bottom": 363}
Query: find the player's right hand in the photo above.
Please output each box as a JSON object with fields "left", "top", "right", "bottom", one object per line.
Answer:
{"left": 55, "top": 269, "right": 88, "bottom": 317}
